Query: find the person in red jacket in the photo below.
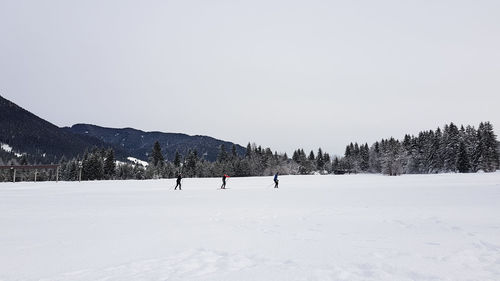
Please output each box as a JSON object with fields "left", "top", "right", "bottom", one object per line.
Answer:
{"left": 221, "top": 174, "right": 230, "bottom": 189}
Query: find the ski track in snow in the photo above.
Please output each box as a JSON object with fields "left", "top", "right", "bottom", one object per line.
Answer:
{"left": 1, "top": 173, "right": 500, "bottom": 281}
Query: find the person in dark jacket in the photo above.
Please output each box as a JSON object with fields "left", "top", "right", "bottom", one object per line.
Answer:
{"left": 175, "top": 173, "right": 182, "bottom": 190}
{"left": 221, "top": 174, "right": 230, "bottom": 189}
{"left": 274, "top": 172, "right": 279, "bottom": 188}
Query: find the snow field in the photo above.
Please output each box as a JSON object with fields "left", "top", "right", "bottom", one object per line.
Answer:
{"left": 1, "top": 173, "right": 500, "bottom": 281}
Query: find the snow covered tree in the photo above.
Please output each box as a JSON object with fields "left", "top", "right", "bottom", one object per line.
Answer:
{"left": 316, "top": 148, "right": 325, "bottom": 171}
{"left": 332, "top": 156, "right": 340, "bottom": 172}
{"left": 82, "top": 148, "right": 104, "bottom": 180}
{"left": 104, "top": 149, "right": 116, "bottom": 179}
{"left": 150, "top": 141, "right": 164, "bottom": 167}
{"left": 323, "top": 152, "right": 332, "bottom": 173}
{"left": 380, "top": 138, "right": 404, "bottom": 176}
{"left": 359, "top": 143, "right": 370, "bottom": 172}
{"left": 308, "top": 150, "right": 315, "bottom": 162}
{"left": 217, "top": 145, "right": 228, "bottom": 162}
{"left": 173, "top": 151, "right": 181, "bottom": 167}
{"left": 184, "top": 149, "right": 199, "bottom": 177}
{"left": 457, "top": 141, "right": 470, "bottom": 173}
{"left": 441, "top": 123, "right": 460, "bottom": 172}
{"left": 343, "top": 144, "right": 353, "bottom": 171}
{"left": 245, "top": 143, "right": 252, "bottom": 158}
{"left": 429, "top": 127, "right": 443, "bottom": 173}
{"left": 368, "top": 142, "right": 382, "bottom": 173}
{"left": 477, "top": 122, "right": 499, "bottom": 172}
{"left": 231, "top": 144, "right": 238, "bottom": 159}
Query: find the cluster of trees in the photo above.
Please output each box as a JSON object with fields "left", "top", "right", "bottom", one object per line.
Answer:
{"left": 341, "top": 122, "right": 499, "bottom": 175}
{"left": 59, "top": 148, "right": 118, "bottom": 181}
{"left": 1, "top": 122, "right": 498, "bottom": 182}
{"left": 145, "top": 142, "right": 298, "bottom": 179}
{"left": 291, "top": 148, "right": 336, "bottom": 174}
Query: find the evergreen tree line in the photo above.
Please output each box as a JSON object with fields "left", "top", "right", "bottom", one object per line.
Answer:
{"left": 341, "top": 122, "right": 499, "bottom": 175}
{"left": 143, "top": 120, "right": 500, "bottom": 178}
{"left": 144, "top": 142, "right": 299, "bottom": 179}
{"left": 1, "top": 122, "right": 499, "bottom": 182}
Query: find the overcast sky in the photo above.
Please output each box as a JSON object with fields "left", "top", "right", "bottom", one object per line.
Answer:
{"left": 1, "top": 0, "right": 499, "bottom": 155}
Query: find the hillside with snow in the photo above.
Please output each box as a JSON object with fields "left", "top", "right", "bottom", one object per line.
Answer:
{"left": 0, "top": 95, "right": 245, "bottom": 164}
{"left": 1, "top": 173, "right": 500, "bottom": 281}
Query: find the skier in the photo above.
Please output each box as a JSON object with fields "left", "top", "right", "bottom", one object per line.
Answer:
{"left": 174, "top": 173, "right": 182, "bottom": 190}
{"left": 274, "top": 172, "right": 279, "bottom": 188}
{"left": 221, "top": 174, "right": 230, "bottom": 189}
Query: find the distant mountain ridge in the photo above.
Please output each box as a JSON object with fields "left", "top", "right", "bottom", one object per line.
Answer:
{"left": 0, "top": 95, "right": 245, "bottom": 164}
{"left": 0, "top": 95, "right": 124, "bottom": 163}
{"left": 65, "top": 124, "right": 246, "bottom": 162}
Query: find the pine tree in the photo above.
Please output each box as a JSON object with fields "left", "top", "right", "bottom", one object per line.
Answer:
{"left": 292, "top": 150, "right": 300, "bottom": 162}
{"left": 381, "top": 138, "right": 403, "bottom": 176}
{"left": 359, "top": 143, "right": 370, "bottom": 172}
{"left": 245, "top": 143, "right": 252, "bottom": 158}
{"left": 184, "top": 149, "right": 199, "bottom": 177}
{"left": 217, "top": 145, "right": 228, "bottom": 162}
{"left": 332, "top": 156, "right": 340, "bottom": 171}
{"left": 104, "top": 149, "right": 116, "bottom": 179}
{"left": 441, "top": 123, "right": 460, "bottom": 172}
{"left": 368, "top": 141, "right": 382, "bottom": 173}
{"left": 323, "top": 152, "right": 331, "bottom": 173}
{"left": 430, "top": 127, "right": 443, "bottom": 173}
{"left": 257, "top": 145, "right": 262, "bottom": 156}
{"left": 477, "top": 122, "right": 500, "bottom": 172}
{"left": 231, "top": 144, "right": 238, "bottom": 159}
{"left": 173, "top": 151, "right": 181, "bottom": 167}
{"left": 464, "top": 125, "right": 479, "bottom": 171}
{"left": 418, "top": 130, "right": 434, "bottom": 173}
{"left": 84, "top": 149, "right": 104, "bottom": 180}
{"left": 457, "top": 141, "right": 470, "bottom": 173}
{"left": 151, "top": 141, "right": 164, "bottom": 167}
{"left": 344, "top": 144, "right": 353, "bottom": 171}
{"left": 316, "top": 148, "right": 324, "bottom": 171}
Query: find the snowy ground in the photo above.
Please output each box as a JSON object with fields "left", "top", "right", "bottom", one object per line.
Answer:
{"left": 1, "top": 173, "right": 500, "bottom": 281}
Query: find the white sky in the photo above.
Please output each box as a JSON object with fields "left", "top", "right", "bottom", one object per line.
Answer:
{"left": 1, "top": 0, "right": 499, "bottom": 156}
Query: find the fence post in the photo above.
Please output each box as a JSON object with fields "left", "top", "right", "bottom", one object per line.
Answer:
{"left": 34, "top": 169, "right": 37, "bottom": 182}
{"left": 78, "top": 163, "right": 82, "bottom": 182}
{"left": 56, "top": 167, "right": 59, "bottom": 183}
{"left": 13, "top": 168, "right": 16, "bottom": 183}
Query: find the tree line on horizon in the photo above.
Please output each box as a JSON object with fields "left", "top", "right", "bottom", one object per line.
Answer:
{"left": 341, "top": 121, "right": 499, "bottom": 175}
{"left": 1, "top": 122, "right": 498, "bottom": 182}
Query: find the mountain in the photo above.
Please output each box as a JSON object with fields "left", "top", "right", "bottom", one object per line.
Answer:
{"left": 0, "top": 95, "right": 246, "bottom": 164}
{"left": 65, "top": 124, "right": 246, "bottom": 162}
{"left": 0, "top": 95, "right": 123, "bottom": 163}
